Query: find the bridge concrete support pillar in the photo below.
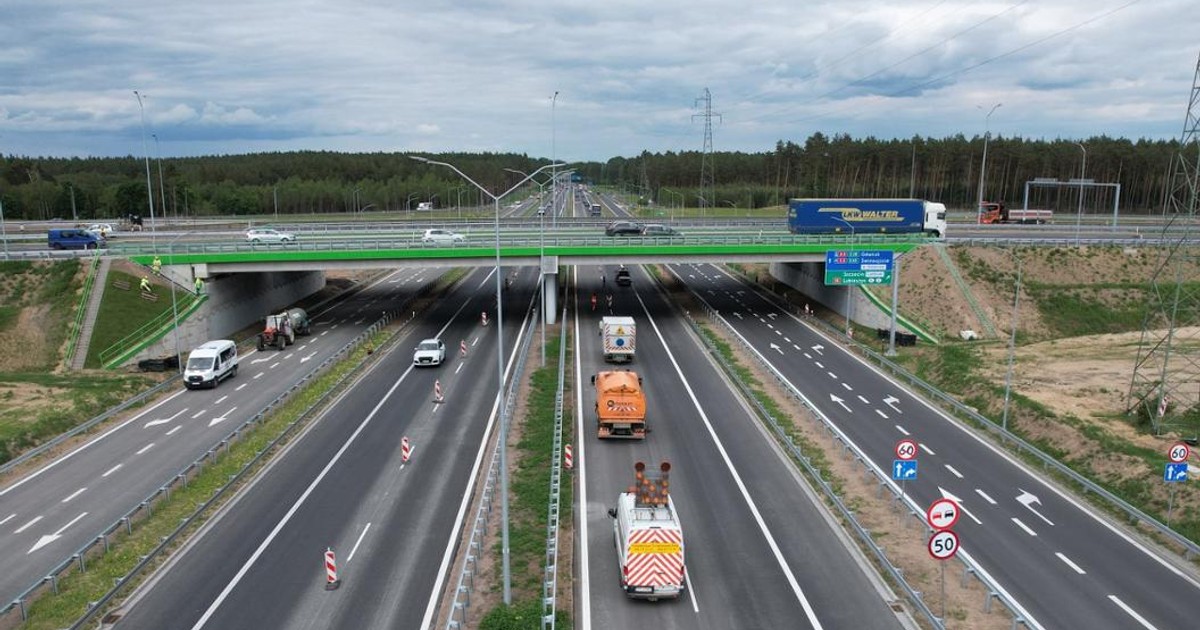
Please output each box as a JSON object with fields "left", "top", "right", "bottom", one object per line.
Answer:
{"left": 542, "top": 256, "right": 559, "bottom": 325}
{"left": 769, "top": 262, "right": 894, "bottom": 330}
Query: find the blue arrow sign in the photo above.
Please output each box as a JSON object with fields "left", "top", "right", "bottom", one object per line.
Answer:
{"left": 1165, "top": 463, "right": 1189, "bottom": 482}
{"left": 892, "top": 459, "right": 918, "bottom": 481}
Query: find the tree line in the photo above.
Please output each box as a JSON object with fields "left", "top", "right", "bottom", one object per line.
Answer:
{"left": 0, "top": 133, "right": 1183, "bottom": 221}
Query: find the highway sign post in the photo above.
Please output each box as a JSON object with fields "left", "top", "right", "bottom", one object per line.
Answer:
{"left": 892, "top": 458, "right": 918, "bottom": 525}
{"left": 1164, "top": 462, "right": 1189, "bottom": 525}
{"left": 927, "top": 529, "right": 959, "bottom": 619}
{"left": 824, "top": 250, "right": 894, "bottom": 285}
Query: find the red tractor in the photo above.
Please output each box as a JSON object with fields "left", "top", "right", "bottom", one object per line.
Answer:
{"left": 257, "top": 312, "right": 295, "bottom": 351}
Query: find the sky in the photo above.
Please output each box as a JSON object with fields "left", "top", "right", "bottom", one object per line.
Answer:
{"left": 1, "top": 0, "right": 1196, "bottom": 162}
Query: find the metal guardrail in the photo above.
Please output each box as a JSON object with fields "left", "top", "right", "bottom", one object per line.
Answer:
{"left": 444, "top": 298, "right": 541, "bottom": 630}
{"left": 0, "top": 272, "right": 442, "bottom": 627}
{"left": 540, "top": 309, "right": 569, "bottom": 629}
{"left": 2, "top": 299, "right": 419, "bottom": 628}
{"left": 740, "top": 270, "right": 1200, "bottom": 559}
{"left": 687, "top": 301, "right": 1025, "bottom": 629}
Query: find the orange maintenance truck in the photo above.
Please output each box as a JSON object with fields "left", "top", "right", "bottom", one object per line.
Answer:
{"left": 592, "top": 370, "right": 646, "bottom": 439}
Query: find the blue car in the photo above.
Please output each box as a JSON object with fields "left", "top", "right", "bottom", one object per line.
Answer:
{"left": 48, "top": 228, "right": 106, "bottom": 250}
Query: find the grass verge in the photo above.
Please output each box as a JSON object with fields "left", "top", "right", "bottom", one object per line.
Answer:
{"left": 19, "top": 330, "right": 387, "bottom": 629}
{"left": 86, "top": 271, "right": 199, "bottom": 368}
{"left": 480, "top": 331, "right": 573, "bottom": 630}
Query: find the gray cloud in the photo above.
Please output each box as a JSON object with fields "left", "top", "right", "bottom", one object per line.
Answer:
{"left": 0, "top": 0, "right": 1194, "bottom": 160}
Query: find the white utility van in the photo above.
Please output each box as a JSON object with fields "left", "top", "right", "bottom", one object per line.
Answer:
{"left": 184, "top": 340, "right": 239, "bottom": 389}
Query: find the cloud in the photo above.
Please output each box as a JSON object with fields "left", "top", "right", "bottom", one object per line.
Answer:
{"left": 0, "top": 0, "right": 1195, "bottom": 160}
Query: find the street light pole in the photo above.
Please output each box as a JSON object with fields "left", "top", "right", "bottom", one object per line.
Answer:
{"left": 1001, "top": 253, "right": 1023, "bottom": 432}
{"left": 134, "top": 91, "right": 157, "bottom": 249}
{"left": 551, "top": 91, "right": 559, "bottom": 230}
{"left": 410, "top": 156, "right": 565, "bottom": 605}
{"left": 1074, "top": 142, "right": 1087, "bottom": 246}
{"left": 153, "top": 133, "right": 167, "bottom": 224}
{"left": 975, "top": 103, "right": 1002, "bottom": 224}
{"left": 168, "top": 232, "right": 186, "bottom": 374}
{"left": 833, "top": 216, "right": 855, "bottom": 337}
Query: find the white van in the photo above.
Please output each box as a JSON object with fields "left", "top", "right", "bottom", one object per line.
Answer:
{"left": 416, "top": 201, "right": 434, "bottom": 211}
{"left": 184, "top": 340, "right": 239, "bottom": 389}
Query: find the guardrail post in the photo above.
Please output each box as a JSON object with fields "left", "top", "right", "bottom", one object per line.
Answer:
{"left": 75, "top": 552, "right": 85, "bottom": 572}
{"left": 48, "top": 575, "right": 58, "bottom": 595}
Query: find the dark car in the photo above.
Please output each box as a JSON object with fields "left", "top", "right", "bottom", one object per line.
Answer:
{"left": 641, "top": 224, "right": 680, "bottom": 237}
{"left": 605, "top": 221, "right": 642, "bottom": 236}
{"left": 615, "top": 268, "right": 632, "bottom": 286}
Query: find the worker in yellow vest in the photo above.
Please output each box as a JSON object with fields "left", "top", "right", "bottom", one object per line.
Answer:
{"left": 140, "top": 276, "right": 152, "bottom": 293}
{"left": 194, "top": 276, "right": 204, "bottom": 295}
{"left": 151, "top": 256, "right": 162, "bottom": 276}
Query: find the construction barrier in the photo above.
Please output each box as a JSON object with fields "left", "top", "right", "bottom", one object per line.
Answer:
{"left": 564, "top": 444, "right": 573, "bottom": 470}
{"left": 325, "top": 547, "right": 341, "bottom": 590}
{"left": 434, "top": 380, "right": 444, "bottom": 403}
{"left": 402, "top": 436, "right": 411, "bottom": 463}
{"left": 460, "top": 340, "right": 468, "bottom": 357}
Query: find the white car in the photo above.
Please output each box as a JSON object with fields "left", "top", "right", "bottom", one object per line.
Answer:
{"left": 413, "top": 338, "right": 446, "bottom": 366}
{"left": 421, "top": 229, "right": 466, "bottom": 245}
{"left": 86, "top": 223, "right": 117, "bottom": 238}
{"left": 246, "top": 228, "right": 295, "bottom": 243}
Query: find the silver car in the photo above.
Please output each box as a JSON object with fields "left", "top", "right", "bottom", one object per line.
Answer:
{"left": 246, "top": 228, "right": 295, "bottom": 243}
{"left": 421, "top": 229, "right": 466, "bottom": 245}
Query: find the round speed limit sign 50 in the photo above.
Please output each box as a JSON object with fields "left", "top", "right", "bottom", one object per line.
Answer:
{"left": 928, "top": 530, "right": 959, "bottom": 561}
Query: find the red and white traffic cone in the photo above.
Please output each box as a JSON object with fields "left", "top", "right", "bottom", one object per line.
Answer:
{"left": 401, "top": 436, "right": 411, "bottom": 463}
{"left": 564, "top": 444, "right": 573, "bottom": 470}
{"left": 324, "top": 547, "right": 341, "bottom": 590}
{"left": 434, "top": 379, "right": 444, "bottom": 403}
{"left": 460, "top": 340, "right": 468, "bottom": 357}
{"left": 481, "top": 311, "right": 489, "bottom": 326}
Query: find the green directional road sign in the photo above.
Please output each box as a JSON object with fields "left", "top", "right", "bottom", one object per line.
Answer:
{"left": 825, "top": 269, "right": 894, "bottom": 285}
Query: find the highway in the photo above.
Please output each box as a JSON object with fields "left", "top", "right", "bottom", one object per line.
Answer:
{"left": 112, "top": 266, "right": 538, "bottom": 630}
{"left": 574, "top": 263, "right": 907, "bottom": 630}
{"left": 666, "top": 261, "right": 1200, "bottom": 629}
{"left": 0, "top": 267, "right": 435, "bottom": 605}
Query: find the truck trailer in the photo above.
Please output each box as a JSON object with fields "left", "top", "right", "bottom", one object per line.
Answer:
{"left": 979, "top": 201, "right": 1052, "bottom": 225}
{"left": 592, "top": 370, "right": 646, "bottom": 439}
{"left": 607, "top": 461, "right": 686, "bottom": 601}
{"left": 599, "top": 316, "right": 636, "bottom": 363}
{"left": 788, "top": 198, "right": 946, "bottom": 238}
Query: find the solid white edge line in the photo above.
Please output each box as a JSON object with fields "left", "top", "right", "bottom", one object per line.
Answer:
{"left": 190, "top": 362, "right": 419, "bottom": 630}
{"left": 0, "top": 388, "right": 184, "bottom": 497}
{"left": 694, "top": 263, "right": 1048, "bottom": 629}
{"left": 573, "top": 266, "right": 592, "bottom": 630}
{"left": 634, "top": 283, "right": 822, "bottom": 628}
{"left": 1055, "top": 552, "right": 1086, "bottom": 575}
{"left": 1107, "top": 595, "right": 1158, "bottom": 630}
{"left": 346, "top": 522, "right": 372, "bottom": 565}
{"left": 418, "top": 287, "right": 533, "bottom": 629}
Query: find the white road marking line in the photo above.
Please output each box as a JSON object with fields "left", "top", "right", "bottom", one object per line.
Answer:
{"left": 235, "top": 383, "right": 247, "bottom": 391}
{"left": 331, "top": 325, "right": 339, "bottom": 330}
{"left": 283, "top": 352, "right": 294, "bottom": 360}
{"left": 62, "top": 487, "right": 87, "bottom": 503}
{"left": 895, "top": 425, "right": 910, "bottom": 436}
{"left": 767, "top": 324, "right": 774, "bottom": 329}
{"left": 944, "top": 465, "right": 963, "bottom": 479}
{"left": 102, "top": 464, "right": 123, "bottom": 477}
{"left": 0, "top": 514, "right": 15, "bottom": 526}
{"left": 455, "top": 363, "right": 464, "bottom": 374}
{"left": 472, "top": 336, "right": 480, "bottom": 347}
{"left": 320, "top": 331, "right": 330, "bottom": 336}
{"left": 191, "top": 410, "right": 205, "bottom": 419}
{"left": 874, "top": 409, "right": 888, "bottom": 419}
{"left": 857, "top": 395, "right": 869, "bottom": 404}
{"left": 137, "top": 443, "right": 155, "bottom": 455}
{"left": 269, "top": 362, "right": 280, "bottom": 369}
{"left": 798, "top": 347, "right": 805, "bottom": 353}
{"left": 1011, "top": 517, "right": 1038, "bottom": 536}
{"left": 346, "top": 522, "right": 372, "bottom": 564}
{"left": 144, "top": 407, "right": 189, "bottom": 428}
{"left": 841, "top": 382, "right": 853, "bottom": 391}
{"left": 166, "top": 426, "right": 181, "bottom": 436}
{"left": 214, "top": 395, "right": 228, "bottom": 405}
{"left": 758, "top": 318, "right": 766, "bottom": 323}
{"left": 784, "top": 337, "right": 791, "bottom": 343}
{"left": 975, "top": 489, "right": 997, "bottom": 504}
{"left": 1107, "top": 595, "right": 1156, "bottom": 629}
{"left": 919, "top": 443, "right": 935, "bottom": 455}
{"left": 1056, "top": 552, "right": 1086, "bottom": 575}
{"left": 774, "top": 330, "right": 782, "bottom": 336}
{"left": 827, "top": 371, "right": 837, "bottom": 379}
{"left": 14, "top": 516, "right": 43, "bottom": 533}
{"left": 432, "top": 403, "right": 441, "bottom": 414}
{"left": 254, "top": 372, "right": 263, "bottom": 380}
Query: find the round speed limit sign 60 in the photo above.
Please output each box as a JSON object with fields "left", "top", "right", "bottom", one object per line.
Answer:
{"left": 895, "top": 439, "right": 918, "bottom": 461}
{"left": 928, "top": 530, "right": 959, "bottom": 561}
{"left": 1168, "top": 442, "right": 1190, "bottom": 464}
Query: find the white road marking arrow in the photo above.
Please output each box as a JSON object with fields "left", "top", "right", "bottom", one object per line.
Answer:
{"left": 939, "top": 487, "right": 983, "bottom": 525}
{"left": 733, "top": 312, "right": 744, "bottom": 319}
{"left": 830, "top": 394, "right": 851, "bottom": 412}
{"left": 769, "top": 343, "right": 784, "bottom": 355}
{"left": 145, "top": 408, "right": 188, "bottom": 428}
{"left": 811, "top": 344, "right": 825, "bottom": 356}
{"left": 300, "top": 352, "right": 317, "bottom": 363}
{"left": 766, "top": 312, "right": 777, "bottom": 319}
{"left": 883, "top": 395, "right": 902, "bottom": 414}
{"left": 209, "top": 406, "right": 237, "bottom": 427}
{"left": 1016, "top": 489, "right": 1055, "bottom": 526}
{"left": 29, "top": 512, "right": 88, "bottom": 554}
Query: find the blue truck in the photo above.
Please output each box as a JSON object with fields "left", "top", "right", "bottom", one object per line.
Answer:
{"left": 788, "top": 198, "right": 946, "bottom": 238}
